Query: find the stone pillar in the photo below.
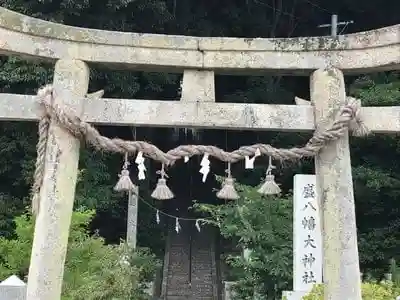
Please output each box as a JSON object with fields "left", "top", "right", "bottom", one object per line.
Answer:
{"left": 26, "top": 59, "right": 89, "bottom": 300}
{"left": 181, "top": 70, "right": 215, "bottom": 102}
{"left": 310, "top": 68, "right": 361, "bottom": 300}
{"left": 126, "top": 186, "right": 139, "bottom": 249}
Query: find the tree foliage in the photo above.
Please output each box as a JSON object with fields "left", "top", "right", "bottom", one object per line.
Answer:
{"left": 350, "top": 73, "right": 400, "bottom": 275}
{"left": 194, "top": 181, "right": 293, "bottom": 299}
{"left": 0, "top": 209, "right": 159, "bottom": 299}
{"left": 302, "top": 281, "right": 400, "bottom": 300}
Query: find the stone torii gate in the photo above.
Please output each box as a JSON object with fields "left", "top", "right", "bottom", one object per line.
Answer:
{"left": 0, "top": 7, "right": 399, "bottom": 300}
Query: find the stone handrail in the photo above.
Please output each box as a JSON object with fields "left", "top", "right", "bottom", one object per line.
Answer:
{"left": 0, "top": 7, "right": 399, "bottom": 74}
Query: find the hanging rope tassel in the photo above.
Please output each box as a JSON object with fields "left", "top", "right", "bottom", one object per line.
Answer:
{"left": 217, "top": 162, "right": 239, "bottom": 200}
{"left": 258, "top": 156, "right": 281, "bottom": 195}
{"left": 114, "top": 153, "right": 136, "bottom": 192}
{"left": 151, "top": 164, "right": 174, "bottom": 200}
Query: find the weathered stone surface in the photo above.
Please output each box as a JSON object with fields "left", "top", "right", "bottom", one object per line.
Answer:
{"left": 1, "top": 93, "right": 400, "bottom": 133}
{"left": 26, "top": 59, "right": 89, "bottom": 300}
{"left": 126, "top": 187, "right": 139, "bottom": 249}
{"left": 311, "top": 68, "right": 362, "bottom": 300}
{"left": 181, "top": 70, "right": 215, "bottom": 102}
{"left": 0, "top": 7, "right": 398, "bottom": 74}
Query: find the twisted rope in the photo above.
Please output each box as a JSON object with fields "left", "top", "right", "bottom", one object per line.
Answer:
{"left": 31, "top": 86, "right": 53, "bottom": 215}
{"left": 31, "top": 85, "right": 369, "bottom": 214}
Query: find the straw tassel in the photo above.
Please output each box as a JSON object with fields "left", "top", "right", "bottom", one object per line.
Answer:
{"left": 217, "top": 162, "right": 239, "bottom": 200}
{"left": 151, "top": 164, "right": 174, "bottom": 200}
{"left": 114, "top": 153, "right": 136, "bottom": 192}
{"left": 258, "top": 156, "right": 281, "bottom": 195}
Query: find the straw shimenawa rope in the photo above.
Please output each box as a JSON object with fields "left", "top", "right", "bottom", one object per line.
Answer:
{"left": 31, "top": 87, "right": 53, "bottom": 215}
{"left": 31, "top": 85, "right": 370, "bottom": 215}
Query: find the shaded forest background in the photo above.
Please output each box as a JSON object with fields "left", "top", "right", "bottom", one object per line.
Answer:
{"left": 0, "top": 0, "right": 399, "bottom": 297}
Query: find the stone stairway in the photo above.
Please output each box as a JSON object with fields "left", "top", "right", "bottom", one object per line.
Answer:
{"left": 161, "top": 221, "right": 219, "bottom": 300}
{"left": 164, "top": 222, "right": 191, "bottom": 299}
{"left": 189, "top": 226, "right": 218, "bottom": 299}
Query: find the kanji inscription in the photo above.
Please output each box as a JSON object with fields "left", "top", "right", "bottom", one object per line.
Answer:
{"left": 302, "top": 253, "right": 316, "bottom": 268}
{"left": 293, "top": 174, "right": 322, "bottom": 292}
{"left": 302, "top": 271, "right": 317, "bottom": 284}
{"left": 302, "top": 216, "right": 316, "bottom": 230}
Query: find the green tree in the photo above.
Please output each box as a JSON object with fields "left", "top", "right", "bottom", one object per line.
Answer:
{"left": 195, "top": 181, "right": 293, "bottom": 299}
{"left": 0, "top": 209, "right": 160, "bottom": 300}
{"left": 349, "top": 72, "right": 400, "bottom": 275}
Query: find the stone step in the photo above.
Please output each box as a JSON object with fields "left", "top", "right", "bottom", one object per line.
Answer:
{"left": 166, "top": 296, "right": 214, "bottom": 300}
{"left": 166, "top": 294, "right": 192, "bottom": 299}
{"left": 167, "top": 269, "right": 189, "bottom": 275}
{"left": 191, "top": 270, "right": 213, "bottom": 275}
{"left": 191, "top": 270, "right": 213, "bottom": 274}
{"left": 166, "top": 287, "right": 191, "bottom": 293}
{"left": 167, "top": 264, "right": 187, "bottom": 268}
{"left": 191, "top": 253, "right": 211, "bottom": 256}
{"left": 191, "top": 276, "right": 213, "bottom": 280}
{"left": 167, "top": 274, "right": 189, "bottom": 279}
{"left": 169, "top": 249, "right": 189, "bottom": 253}
{"left": 166, "top": 288, "right": 191, "bottom": 292}
{"left": 191, "top": 260, "right": 212, "bottom": 264}
{"left": 190, "top": 260, "right": 212, "bottom": 264}
{"left": 191, "top": 259, "right": 211, "bottom": 262}
{"left": 191, "top": 254, "right": 211, "bottom": 259}
{"left": 191, "top": 283, "right": 213, "bottom": 289}
{"left": 191, "top": 258, "right": 211, "bottom": 262}
{"left": 167, "top": 279, "right": 189, "bottom": 284}
{"left": 191, "top": 255, "right": 211, "bottom": 259}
